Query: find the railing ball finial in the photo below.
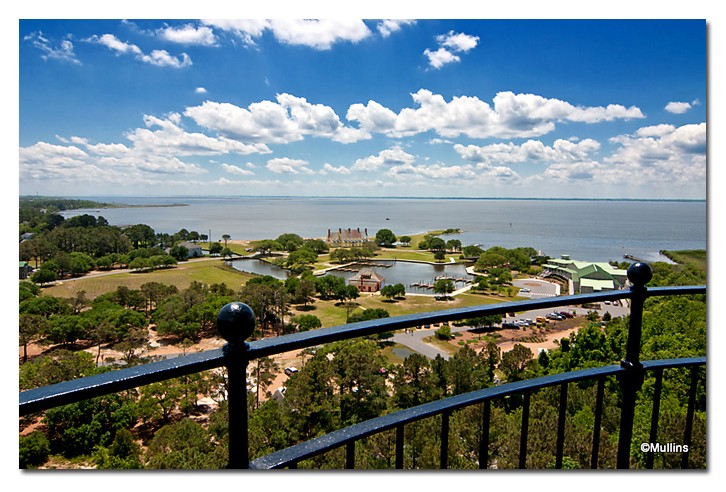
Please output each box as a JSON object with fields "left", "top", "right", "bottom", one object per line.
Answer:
{"left": 216, "top": 302, "right": 255, "bottom": 345}
{"left": 627, "top": 261, "right": 652, "bottom": 288}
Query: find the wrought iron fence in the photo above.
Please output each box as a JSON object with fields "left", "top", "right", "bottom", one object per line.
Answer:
{"left": 19, "top": 262, "right": 706, "bottom": 469}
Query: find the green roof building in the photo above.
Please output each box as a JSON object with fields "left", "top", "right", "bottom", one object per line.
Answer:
{"left": 542, "top": 254, "right": 628, "bottom": 294}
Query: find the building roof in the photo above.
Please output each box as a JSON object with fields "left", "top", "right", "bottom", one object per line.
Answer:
{"left": 580, "top": 278, "right": 616, "bottom": 291}
{"left": 349, "top": 269, "right": 385, "bottom": 283}
{"left": 178, "top": 241, "right": 202, "bottom": 249}
{"left": 328, "top": 228, "right": 367, "bottom": 241}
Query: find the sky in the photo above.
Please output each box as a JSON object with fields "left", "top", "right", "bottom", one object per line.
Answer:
{"left": 16, "top": 16, "right": 709, "bottom": 200}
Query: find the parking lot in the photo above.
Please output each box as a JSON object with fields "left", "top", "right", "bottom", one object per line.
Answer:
{"left": 513, "top": 278, "right": 560, "bottom": 298}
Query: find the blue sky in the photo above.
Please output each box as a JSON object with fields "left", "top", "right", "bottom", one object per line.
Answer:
{"left": 18, "top": 17, "right": 707, "bottom": 199}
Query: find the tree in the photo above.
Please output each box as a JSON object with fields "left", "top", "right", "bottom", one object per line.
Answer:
{"left": 222, "top": 234, "right": 231, "bottom": 247}
{"left": 433, "top": 278, "right": 455, "bottom": 298}
{"left": 19, "top": 431, "right": 51, "bottom": 469}
{"left": 476, "top": 252, "right": 508, "bottom": 270}
{"left": 316, "top": 274, "right": 346, "bottom": 299}
{"left": 293, "top": 314, "right": 322, "bottom": 332}
{"left": 44, "top": 314, "right": 89, "bottom": 346}
{"left": 434, "top": 251, "right": 446, "bottom": 262}
{"left": 285, "top": 247, "right": 318, "bottom": 273}
{"left": 221, "top": 247, "right": 234, "bottom": 259}
{"left": 392, "top": 353, "right": 440, "bottom": 409}
{"left": 43, "top": 394, "right": 137, "bottom": 458}
{"left": 435, "top": 324, "right": 452, "bottom": 340}
{"left": 428, "top": 237, "right": 446, "bottom": 252}
{"left": 375, "top": 229, "right": 397, "bottom": 247}
{"left": 209, "top": 242, "right": 223, "bottom": 256}
{"left": 276, "top": 233, "right": 304, "bottom": 252}
{"left": 462, "top": 245, "right": 484, "bottom": 258}
{"left": 500, "top": 344, "right": 533, "bottom": 382}
{"left": 399, "top": 236, "right": 412, "bottom": 246}
{"left": 92, "top": 428, "right": 142, "bottom": 469}
{"left": 254, "top": 357, "right": 280, "bottom": 408}
{"left": 169, "top": 244, "right": 189, "bottom": 261}
{"left": 31, "top": 268, "right": 56, "bottom": 286}
{"left": 446, "top": 239, "right": 462, "bottom": 252}
{"left": 129, "top": 257, "right": 152, "bottom": 272}
{"left": 253, "top": 239, "right": 282, "bottom": 255}
{"left": 144, "top": 418, "right": 225, "bottom": 469}
{"left": 19, "top": 314, "right": 46, "bottom": 362}
{"left": 348, "top": 308, "right": 390, "bottom": 323}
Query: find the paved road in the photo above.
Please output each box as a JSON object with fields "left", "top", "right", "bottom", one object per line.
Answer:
{"left": 391, "top": 297, "right": 630, "bottom": 361}
{"left": 392, "top": 324, "right": 470, "bottom": 360}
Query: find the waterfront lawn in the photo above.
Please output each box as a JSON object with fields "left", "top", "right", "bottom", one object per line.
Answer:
{"left": 661, "top": 249, "right": 707, "bottom": 273}
{"left": 290, "top": 291, "right": 508, "bottom": 329}
{"left": 42, "top": 259, "right": 253, "bottom": 299}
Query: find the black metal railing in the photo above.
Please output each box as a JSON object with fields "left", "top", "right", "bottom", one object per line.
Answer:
{"left": 19, "top": 262, "right": 706, "bottom": 469}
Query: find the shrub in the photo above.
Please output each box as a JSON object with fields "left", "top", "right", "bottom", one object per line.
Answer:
{"left": 19, "top": 431, "right": 50, "bottom": 469}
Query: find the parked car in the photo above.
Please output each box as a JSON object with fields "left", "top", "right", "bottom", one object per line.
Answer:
{"left": 284, "top": 367, "right": 299, "bottom": 376}
{"left": 520, "top": 288, "right": 530, "bottom": 293}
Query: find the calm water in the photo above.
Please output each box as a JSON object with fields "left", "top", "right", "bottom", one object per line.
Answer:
{"left": 227, "top": 259, "right": 471, "bottom": 295}
{"left": 323, "top": 260, "right": 471, "bottom": 295}
{"left": 62, "top": 196, "right": 707, "bottom": 263}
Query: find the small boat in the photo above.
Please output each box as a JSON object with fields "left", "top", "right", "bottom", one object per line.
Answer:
{"left": 386, "top": 217, "right": 390, "bottom": 220}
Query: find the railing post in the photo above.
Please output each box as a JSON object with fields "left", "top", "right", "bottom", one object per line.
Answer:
{"left": 617, "top": 262, "right": 652, "bottom": 469}
{"left": 217, "top": 302, "right": 256, "bottom": 469}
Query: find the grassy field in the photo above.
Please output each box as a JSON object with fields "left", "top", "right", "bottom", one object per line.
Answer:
{"left": 661, "top": 249, "right": 707, "bottom": 272}
{"left": 42, "top": 258, "right": 254, "bottom": 299}
{"left": 288, "top": 291, "right": 515, "bottom": 328}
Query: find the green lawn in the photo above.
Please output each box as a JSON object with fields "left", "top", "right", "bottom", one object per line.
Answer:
{"left": 42, "top": 259, "right": 253, "bottom": 299}
{"left": 288, "top": 291, "right": 515, "bottom": 329}
{"left": 660, "top": 249, "right": 707, "bottom": 272}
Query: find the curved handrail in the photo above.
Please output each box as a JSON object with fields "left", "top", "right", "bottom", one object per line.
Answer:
{"left": 249, "top": 356, "right": 706, "bottom": 469}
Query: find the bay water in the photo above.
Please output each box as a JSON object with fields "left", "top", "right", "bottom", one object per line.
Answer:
{"left": 62, "top": 196, "right": 707, "bottom": 264}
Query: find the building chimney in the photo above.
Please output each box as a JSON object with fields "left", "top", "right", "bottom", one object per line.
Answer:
{"left": 357, "top": 227, "right": 360, "bottom": 233}
{"left": 364, "top": 228, "right": 368, "bottom": 236}
{"left": 327, "top": 229, "right": 331, "bottom": 238}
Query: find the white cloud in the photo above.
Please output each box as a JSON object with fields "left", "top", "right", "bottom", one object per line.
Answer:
{"left": 203, "top": 19, "right": 371, "bottom": 50}
{"left": 601, "top": 122, "right": 706, "bottom": 184}
{"left": 86, "top": 33, "right": 191, "bottom": 68}
{"left": 158, "top": 24, "right": 217, "bottom": 46}
{"left": 266, "top": 157, "right": 315, "bottom": 174}
{"left": 424, "top": 30, "right": 479, "bottom": 69}
{"left": 195, "top": 87, "right": 208, "bottom": 94}
{"left": 386, "top": 163, "right": 477, "bottom": 180}
{"left": 347, "top": 89, "right": 644, "bottom": 140}
{"left": 636, "top": 124, "right": 675, "bottom": 138}
{"left": 24, "top": 31, "right": 81, "bottom": 65}
{"left": 126, "top": 114, "right": 271, "bottom": 156}
{"left": 185, "top": 93, "right": 368, "bottom": 145}
{"left": 221, "top": 163, "right": 255, "bottom": 176}
{"left": 437, "top": 31, "right": 479, "bottom": 52}
{"left": 352, "top": 147, "right": 416, "bottom": 171}
{"left": 665, "top": 101, "right": 692, "bottom": 114}
{"left": 139, "top": 50, "right": 192, "bottom": 68}
{"left": 19, "top": 139, "right": 207, "bottom": 188}
{"left": 87, "top": 33, "right": 142, "bottom": 55}
{"left": 377, "top": 20, "right": 416, "bottom": 37}
{"left": 320, "top": 163, "right": 351, "bottom": 175}
{"left": 423, "top": 48, "right": 460, "bottom": 69}
{"left": 454, "top": 138, "right": 601, "bottom": 165}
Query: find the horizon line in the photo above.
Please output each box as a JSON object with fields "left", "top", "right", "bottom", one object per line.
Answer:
{"left": 19, "top": 194, "right": 707, "bottom": 203}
